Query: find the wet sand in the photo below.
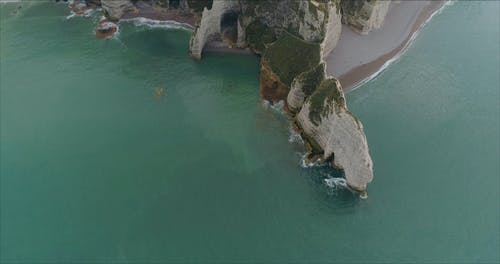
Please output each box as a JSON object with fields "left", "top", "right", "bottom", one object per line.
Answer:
{"left": 327, "top": 0, "right": 447, "bottom": 92}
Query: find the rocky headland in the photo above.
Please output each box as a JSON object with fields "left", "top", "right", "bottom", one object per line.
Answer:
{"left": 60, "top": 0, "right": 447, "bottom": 194}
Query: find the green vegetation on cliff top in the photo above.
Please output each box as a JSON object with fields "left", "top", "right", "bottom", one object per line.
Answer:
{"left": 308, "top": 78, "right": 344, "bottom": 125}
{"left": 245, "top": 20, "right": 277, "bottom": 54}
{"left": 263, "top": 31, "right": 320, "bottom": 86}
{"left": 295, "top": 63, "right": 326, "bottom": 97}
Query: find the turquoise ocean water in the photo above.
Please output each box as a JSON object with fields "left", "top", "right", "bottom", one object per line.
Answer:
{"left": 1, "top": 1, "right": 498, "bottom": 263}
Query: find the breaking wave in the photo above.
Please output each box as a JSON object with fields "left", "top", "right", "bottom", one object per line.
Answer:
{"left": 324, "top": 177, "right": 347, "bottom": 189}
{"left": 288, "top": 126, "right": 303, "bottom": 144}
{"left": 349, "top": 0, "right": 454, "bottom": 92}
{"left": 120, "top": 17, "right": 193, "bottom": 31}
{"left": 299, "top": 154, "right": 323, "bottom": 168}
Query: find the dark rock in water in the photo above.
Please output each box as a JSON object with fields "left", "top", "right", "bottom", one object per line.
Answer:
{"left": 96, "top": 21, "right": 118, "bottom": 39}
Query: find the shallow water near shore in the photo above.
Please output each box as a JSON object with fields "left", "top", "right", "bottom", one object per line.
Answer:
{"left": 1, "top": 1, "right": 498, "bottom": 263}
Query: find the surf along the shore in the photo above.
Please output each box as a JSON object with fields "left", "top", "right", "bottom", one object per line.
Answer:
{"left": 327, "top": 0, "right": 449, "bottom": 92}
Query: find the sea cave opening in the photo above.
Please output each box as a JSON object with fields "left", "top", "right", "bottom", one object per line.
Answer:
{"left": 220, "top": 10, "right": 240, "bottom": 46}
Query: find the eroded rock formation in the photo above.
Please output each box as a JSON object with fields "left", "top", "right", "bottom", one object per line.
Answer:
{"left": 101, "top": 0, "right": 136, "bottom": 21}
{"left": 265, "top": 31, "right": 373, "bottom": 192}
{"left": 294, "top": 78, "right": 373, "bottom": 192}
{"left": 89, "top": 0, "right": 388, "bottom": 193}
{"left": 189, "top": 1, "right": 240, "bottom": 59}
{"left": 340, "top": 0, "right": 391, "bottom": 34}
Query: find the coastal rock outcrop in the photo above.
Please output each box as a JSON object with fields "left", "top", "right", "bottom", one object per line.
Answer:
{"left": 101, "top": 0, "right": 136, "bottom": 21}
{"left": 188, "top": 0, "right": 342, "bottom": 59}
{"left": 89, "top": 0, "right": 378, "bottom": 193}
{"left": 259, "top": 31, "right": 320, "bottom": 103}
{"left": 186, "top": 0, "right": 374, "bottom": 192}
{"left": 340, "top": 0, "right": 391, "bottom": 34}
{"left": 260, "top": 30, "right": 373, "bottom": 192}
{"left": 294, "top": 78, "right": 373, "bottom": 192}
{"left": 320, "top": 2, "right": 343, "bottom": 59}
{"left": 287, "top": 63, "right": 326, "bottom": 113}
{"left": 189, "top": 1, "right": 240, "bottom": 59}
{"left": 96, "top": 20, "right": 118, "bottom": 39}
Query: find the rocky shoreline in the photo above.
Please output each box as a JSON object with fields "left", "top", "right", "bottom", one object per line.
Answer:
{"left": 59, "top": 0, "right": 447, "bottom": 195}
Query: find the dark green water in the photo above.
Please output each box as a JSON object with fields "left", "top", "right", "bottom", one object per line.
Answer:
{"left": 1, "top": 1, "right": 498, "bottom": 263}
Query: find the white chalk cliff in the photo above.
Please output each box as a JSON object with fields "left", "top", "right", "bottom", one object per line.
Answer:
{"left": 92, "top": 0, "right": 392, "bottom": 193}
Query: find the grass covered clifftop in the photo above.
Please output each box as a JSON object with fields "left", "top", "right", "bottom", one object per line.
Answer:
{"left": 245, "top": 20, "right": 277, "bottom": 54}
{"left": 308, "top": 78, "right": 345, "bottom": 125}
{"left": 261, "top": 30, "right": 345, "bottom": 128}
{"left": 263, "top": 31, "right": 321, "bottom": 86}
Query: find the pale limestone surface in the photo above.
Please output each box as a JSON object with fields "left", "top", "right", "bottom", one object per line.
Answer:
{"left": 320, "top": 3, "right": 342, "bottom": 60}
{"left": 101, "top": 0, "right": 135, "bottom": 20}
{"left": 189, "top": 1, "right": 240, "bottom": 59}
{"left": 342, "top": 0, "right": 391, "bottom": 35}
{"left": 295, "top": 82, "right": 373, "bottom": 192}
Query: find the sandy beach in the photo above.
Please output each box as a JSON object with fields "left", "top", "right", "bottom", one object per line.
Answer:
{"left": 327, "top": 0, "right": 447, "bottom": 92}
{"left": 118, "top": 1, "right": 254, "bottom": 55}
{"left": 82, "top": 0, "right": 446, "bottom": 83}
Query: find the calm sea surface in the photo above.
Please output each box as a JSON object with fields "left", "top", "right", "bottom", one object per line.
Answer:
{"left": 1, "top": 1, "right": 498, "bottom": 263}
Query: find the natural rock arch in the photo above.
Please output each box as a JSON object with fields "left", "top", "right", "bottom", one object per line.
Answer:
{"left": 188, "top": 1, "right": 240, "bottom": 59}
{"left": 220, "top": 10, "right": 240, "bottom": 46}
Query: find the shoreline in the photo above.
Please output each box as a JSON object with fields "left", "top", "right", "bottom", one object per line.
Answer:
{"left": 331, "top": 0, "right": 448, "bottom": 92}
{"left": 63, "top": 0, "right": 448, "bottom": 87}
{"left": 121, "top": 0, "right": 195, "bottom": 26}
{"left": 203, "top": 41, "right": 254, "bottom": 55}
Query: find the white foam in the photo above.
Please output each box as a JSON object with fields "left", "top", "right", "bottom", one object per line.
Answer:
{"left": 65, "top": 1, "right": 99, "bottom": 20}
{"left": 261, "top": 100, "right": 285, "bottom": 114}
{"left": 120, "top": 17, "right": 193, "bottom": 31}
{"left": 324, "top": 177, "right": 347, "bottom": 189}
{"left": 271, "top": 100, "right": 285, "bottom": 113}
{"left": 348, "top": 0, "right": 454, "bottom": 93}
{"left": 300, "top": 153, "right": 324, "bottom": 168}
{"left": 288, "top": 126, "right": 303, "bottom": 144}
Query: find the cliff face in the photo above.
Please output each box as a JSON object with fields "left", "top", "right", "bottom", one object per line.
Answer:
{"left": 294, "top": 78, "right": 373, "bottom": 192}
{"left": 189, "top": 0, "right": 342, "bottom": 59}
{"left": 91, "top": 0, "right": 381, "bottom": 193}
{"left": 101, "top": 0, "right": 135, "bottom": 21}
{"left": 340, "top": 0, "right": 391, "bottom": 34}
{"left": 252, "top": 6, "right": 373, "bottom": 192}
{"left": 189, "top": 1, "right": 240, "bottom": 59}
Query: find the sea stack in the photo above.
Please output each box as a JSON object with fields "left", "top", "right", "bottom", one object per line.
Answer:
{"left": 93, "top": 0, "right": 387, "bottom": 193}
